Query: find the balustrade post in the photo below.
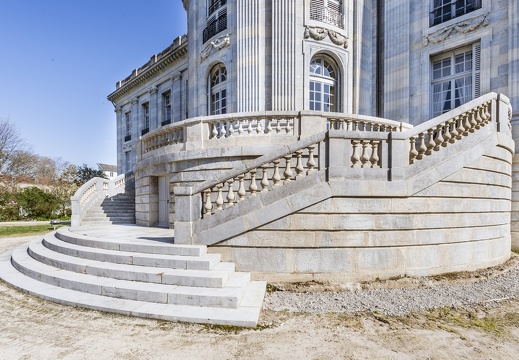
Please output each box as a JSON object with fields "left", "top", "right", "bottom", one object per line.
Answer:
{"left": 184, "top": 120, "right": 204, "bottom": 151}
{"left": 173, "top": 186, "right": 200, "bottom": 244}
{"left": 388, "top": 132, "right": 406, "bottom": 180}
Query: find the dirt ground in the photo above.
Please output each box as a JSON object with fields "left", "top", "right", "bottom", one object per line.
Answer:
{"left": 1, "top": 235, "right": 519, "bottom": 359}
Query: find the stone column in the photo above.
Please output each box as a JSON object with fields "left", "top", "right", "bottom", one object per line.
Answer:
{"left": 172, "top": 72, "right": 182, "bottom": 123}
{"left": 149, "top": 85, "right": 159, "bottom": 130}
{"left": 115, "top": 106, "right": 123, "bottom": 174}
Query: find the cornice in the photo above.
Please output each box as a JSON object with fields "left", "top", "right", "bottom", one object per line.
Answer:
{"left": 108, "top": 37, "right": 188, "bottom": 102}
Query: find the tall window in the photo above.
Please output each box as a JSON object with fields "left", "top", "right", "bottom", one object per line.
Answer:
{"left": 431, "top": 43, "right": 480, "bottom": 117}
{"left": 430, "top": 0, "right": 482, "bottom": 26}
{"left": 309, "top": 56, "right": 339, "bottom": 112}
{"left": 310, "top": 0, "right": 344, "bottom": 29}
{"left": 203, "top": 0, "right": 227, "bottom": 43}
{"left": 210, "top": 64, "right": 227, "bottom": 115}
{"left": 124, "top": 112, "right": 131, "bottom": 142}
{"left": 141, "top": 102, "right": 150, "bottom": 135}
{"left": 162, "top": 91, "right": 171, "bottom": 126}
{"left": 125, "top": 151, "right": 131, "bottom": 173}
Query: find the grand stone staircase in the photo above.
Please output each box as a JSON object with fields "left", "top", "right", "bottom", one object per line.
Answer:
{"left": 0, "top": 226, "right": 266, "bottom": 327}
{"left": 81, "top": 193, "right": 136, "bottom": 225}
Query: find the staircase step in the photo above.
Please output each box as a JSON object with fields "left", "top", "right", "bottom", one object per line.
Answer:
{"left": 0, "top": 251, "right": 263, "bottom": 327}
{"left": 43, "top": 234, "right": 220, "bottom": 270}
{"left": 12, "top": 244, "right": 244, "bottom": 308}
{"left": 54, "top": 228, "right": 206, "bottom": 256}
{"left": 29, "top": 241, "right": 235, "bottom": 288}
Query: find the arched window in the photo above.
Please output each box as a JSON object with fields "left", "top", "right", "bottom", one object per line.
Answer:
{"left": 309, "top": 56, "right": 339, "bottom": 112}
{"left": 210, "top": 64, "right": 227, "bottom": 115}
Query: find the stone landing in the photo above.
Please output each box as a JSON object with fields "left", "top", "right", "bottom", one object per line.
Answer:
{"left": 0, "top": 225, "right": 266, "bottom": 328}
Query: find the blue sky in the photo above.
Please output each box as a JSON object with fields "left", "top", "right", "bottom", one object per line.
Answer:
{"left": 0, "top": 1, "right": 187, "bottom": 168}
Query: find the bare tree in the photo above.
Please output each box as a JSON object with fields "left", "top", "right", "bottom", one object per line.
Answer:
{"left": 0, "top": 118, "right": 35, "bottom": 184}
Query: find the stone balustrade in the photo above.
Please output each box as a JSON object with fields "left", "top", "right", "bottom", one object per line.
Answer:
{"left": 196, "top": 134, "right": 324, "bottom": 217}
{"left": 138, "top": 111, "right": 407, "bottom": 159}
{"left": 408, "top": 101, "right": 492, "bottom": 165}
{"left": 71, "top": 172, "right": 134, "bottom": 227}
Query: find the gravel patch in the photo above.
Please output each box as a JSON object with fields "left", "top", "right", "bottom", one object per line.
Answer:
{"left": 264, "top": 256, "right": 519, "bottom": 316}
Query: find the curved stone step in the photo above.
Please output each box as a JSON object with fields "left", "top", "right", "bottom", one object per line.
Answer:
{"left": 0, "top": 250, "right": 265, "bottom": 327}
{"left": 12, "top": 244, "right": 245, "bottom": 308}
{"left": 42, "top": 234, "right": 221, "bottom": 270}
{"left": 29, "top": 240, "right": 236, "bottom": 288}
{"left": 55, "top": 228, "right": 206, "bottom": 256}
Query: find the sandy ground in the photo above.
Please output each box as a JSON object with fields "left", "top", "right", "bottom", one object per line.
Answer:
{"left": 1, "top": 235, "right": 519, "bottom": 359}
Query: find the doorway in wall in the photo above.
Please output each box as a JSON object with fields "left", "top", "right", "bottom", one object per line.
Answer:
{"left": 157, "top": 176, "right": 169, "bottom": 228}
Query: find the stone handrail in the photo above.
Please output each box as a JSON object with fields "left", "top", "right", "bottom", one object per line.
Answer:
{"left": 139, "top": 111, "right": 408, "bottom": 157}
{"left": 395, "top": 92, "right": 510, "bottom": 166}
{"left": 71, "top": 172, "right": 133, "bottom": 227}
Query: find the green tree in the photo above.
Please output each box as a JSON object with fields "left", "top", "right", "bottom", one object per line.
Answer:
{"left": 75, "top": 164, "right": 107, "bottom": 186}
{"left": 16, "top": 187, "right": 59, "bottom": 220}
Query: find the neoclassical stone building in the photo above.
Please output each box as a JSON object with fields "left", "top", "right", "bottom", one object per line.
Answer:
{"left": 104, "top": 0, "right": 518, "bottom": 282}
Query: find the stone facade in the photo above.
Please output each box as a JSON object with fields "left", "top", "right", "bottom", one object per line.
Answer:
{"left": 105, "top": 1, "right": 518, "bottom": 282}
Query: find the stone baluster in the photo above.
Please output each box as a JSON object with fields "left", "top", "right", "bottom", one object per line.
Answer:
{"left": 237, "top": 174, "right": 246, "bottom": 202}
{"left": 425, "top": 128, "right": 435, "bottom": 155}
{"left": 247, "top": 120, "right": 253, "bottom": 135}
{"left": 449, "top": 118, "right": 459, "bottom": 141}
{"left": 212, "top": 122, "right": 219, "bottom": 139}
{"left": 370, "top": 141, "right": 380, "bottom": 168}
{"left": 351, "top": 140, "right": 361, "bottom": 168}
{"left": 307, "top": 145, "right": 316, "bottom": 174}
{"left": 456, "top": 115, "right": 465, "bottom": 139}
{"left": 283, "top": 155, "right": 293, "bottom": 184}
{"left": 260, "top": 164, "right": 269, "bottom": 191}
{"left": 238, "top": 120, "right": 244, "bottom": 135}
{"left": 443, "top": 121, "right": 452, "bottom": 144}
{"left": 484, "top": 102, "right": 491, "bottom": 122}
{"left": 295, "top": 150, "right": 305, "bottom": 178}
{"left": 416, "top": 132, "right": 427, "bottom": 160}
{"left": 434, "top": 124, "right": 445, "bottom": 151}
{"left": 266, "top": 118, "right": 273, "bottom": 134}
{"left": 225, "top": 179, "right": 235, "bottom": 208}
{"left": 360, "top": 140, "right": 370, "bottom": 168}
{"left": 272, "top": 159, "right": 282, "bottom": 186}
{"left": 215, "top": 184, "right": 224, "bottom": 211}
{"left": 257, "top": 119, "right": 264, "bottom": 135}
{"left": 221, "top": 121, "right": 227, "bottom": 138}
{"left": 228, "top": 120, "right": 235, "bottom": 137}
{"left": 462, "top": 113, "right": 471, "bottom": 135}
{"left": 249, "top": 168, "right": 258, "bottom": 196}
{"left": 203, "top": 189, "right": 212, "bottom": 216}
{"left": 409, "top": 136, "right": 418, "bottom": 164}
{"left": 286, "top": 118, "right": 292, "bottom": 134}
{"left": 345, "top": 119, "right": 352, "bottom": 131}
{"left": 469, "top": 110, "right": 477, "bottom": 132}
{"left": 276, "top": 119, "right": 282, "bottom": 133}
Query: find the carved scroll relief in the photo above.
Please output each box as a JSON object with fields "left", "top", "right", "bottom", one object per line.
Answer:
{"left": 200, "top": 34, "right": 231, "bottom": 63}
{"left": 304, "top": 26, "right": 349, "bottom": 49}
{"left": 423, "top": 13, "right": 489, "bottom": 46}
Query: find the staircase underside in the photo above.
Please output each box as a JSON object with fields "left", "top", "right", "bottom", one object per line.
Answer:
{"left": 0, "top": 225, "right": 266, "bottom": 327}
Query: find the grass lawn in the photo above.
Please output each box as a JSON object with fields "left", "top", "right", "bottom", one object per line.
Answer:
{"left": 0, "top": 225, "right": 60, "bottom": 238}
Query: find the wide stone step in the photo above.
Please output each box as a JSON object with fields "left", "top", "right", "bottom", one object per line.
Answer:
{"left": 0, "top": 250, "right": 265, "bottom": 327}
{"left": 30, "top": 240, "right": 236, "bottom": 288}
{"left": 55, "top": 228, "right": 205, "bottom": 256}
{"left": 12, "top": 244, "right": 246, "bottom": 309}
{"left": 43, "top": 234, "right": 221, "bottom": 270}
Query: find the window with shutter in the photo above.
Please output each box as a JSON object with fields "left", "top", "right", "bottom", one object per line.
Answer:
{"left": 203, "top": 0, "right": 227, "bottom": 43}
{"left": 431, "top": 43, "right": 480, "bottom": 117}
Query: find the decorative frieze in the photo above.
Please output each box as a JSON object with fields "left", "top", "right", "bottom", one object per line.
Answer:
{"left": 304, "top": 26, "right": 348, "bottom": 49}
{"left": 423, "top": 13, "right": 489, "bottom": 46}
{"left": 200, "top": 33, "right": 231, "bottom": 63}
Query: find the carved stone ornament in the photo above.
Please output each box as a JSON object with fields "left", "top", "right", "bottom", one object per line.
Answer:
{"left": 423, "top": 13, "right": 489, "bottom": 46}
{"left": 200, "top": 34, "right": 231, "bottom": 63}
{"left": 304, "top": 26, "right": 348, "bottom": 49}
